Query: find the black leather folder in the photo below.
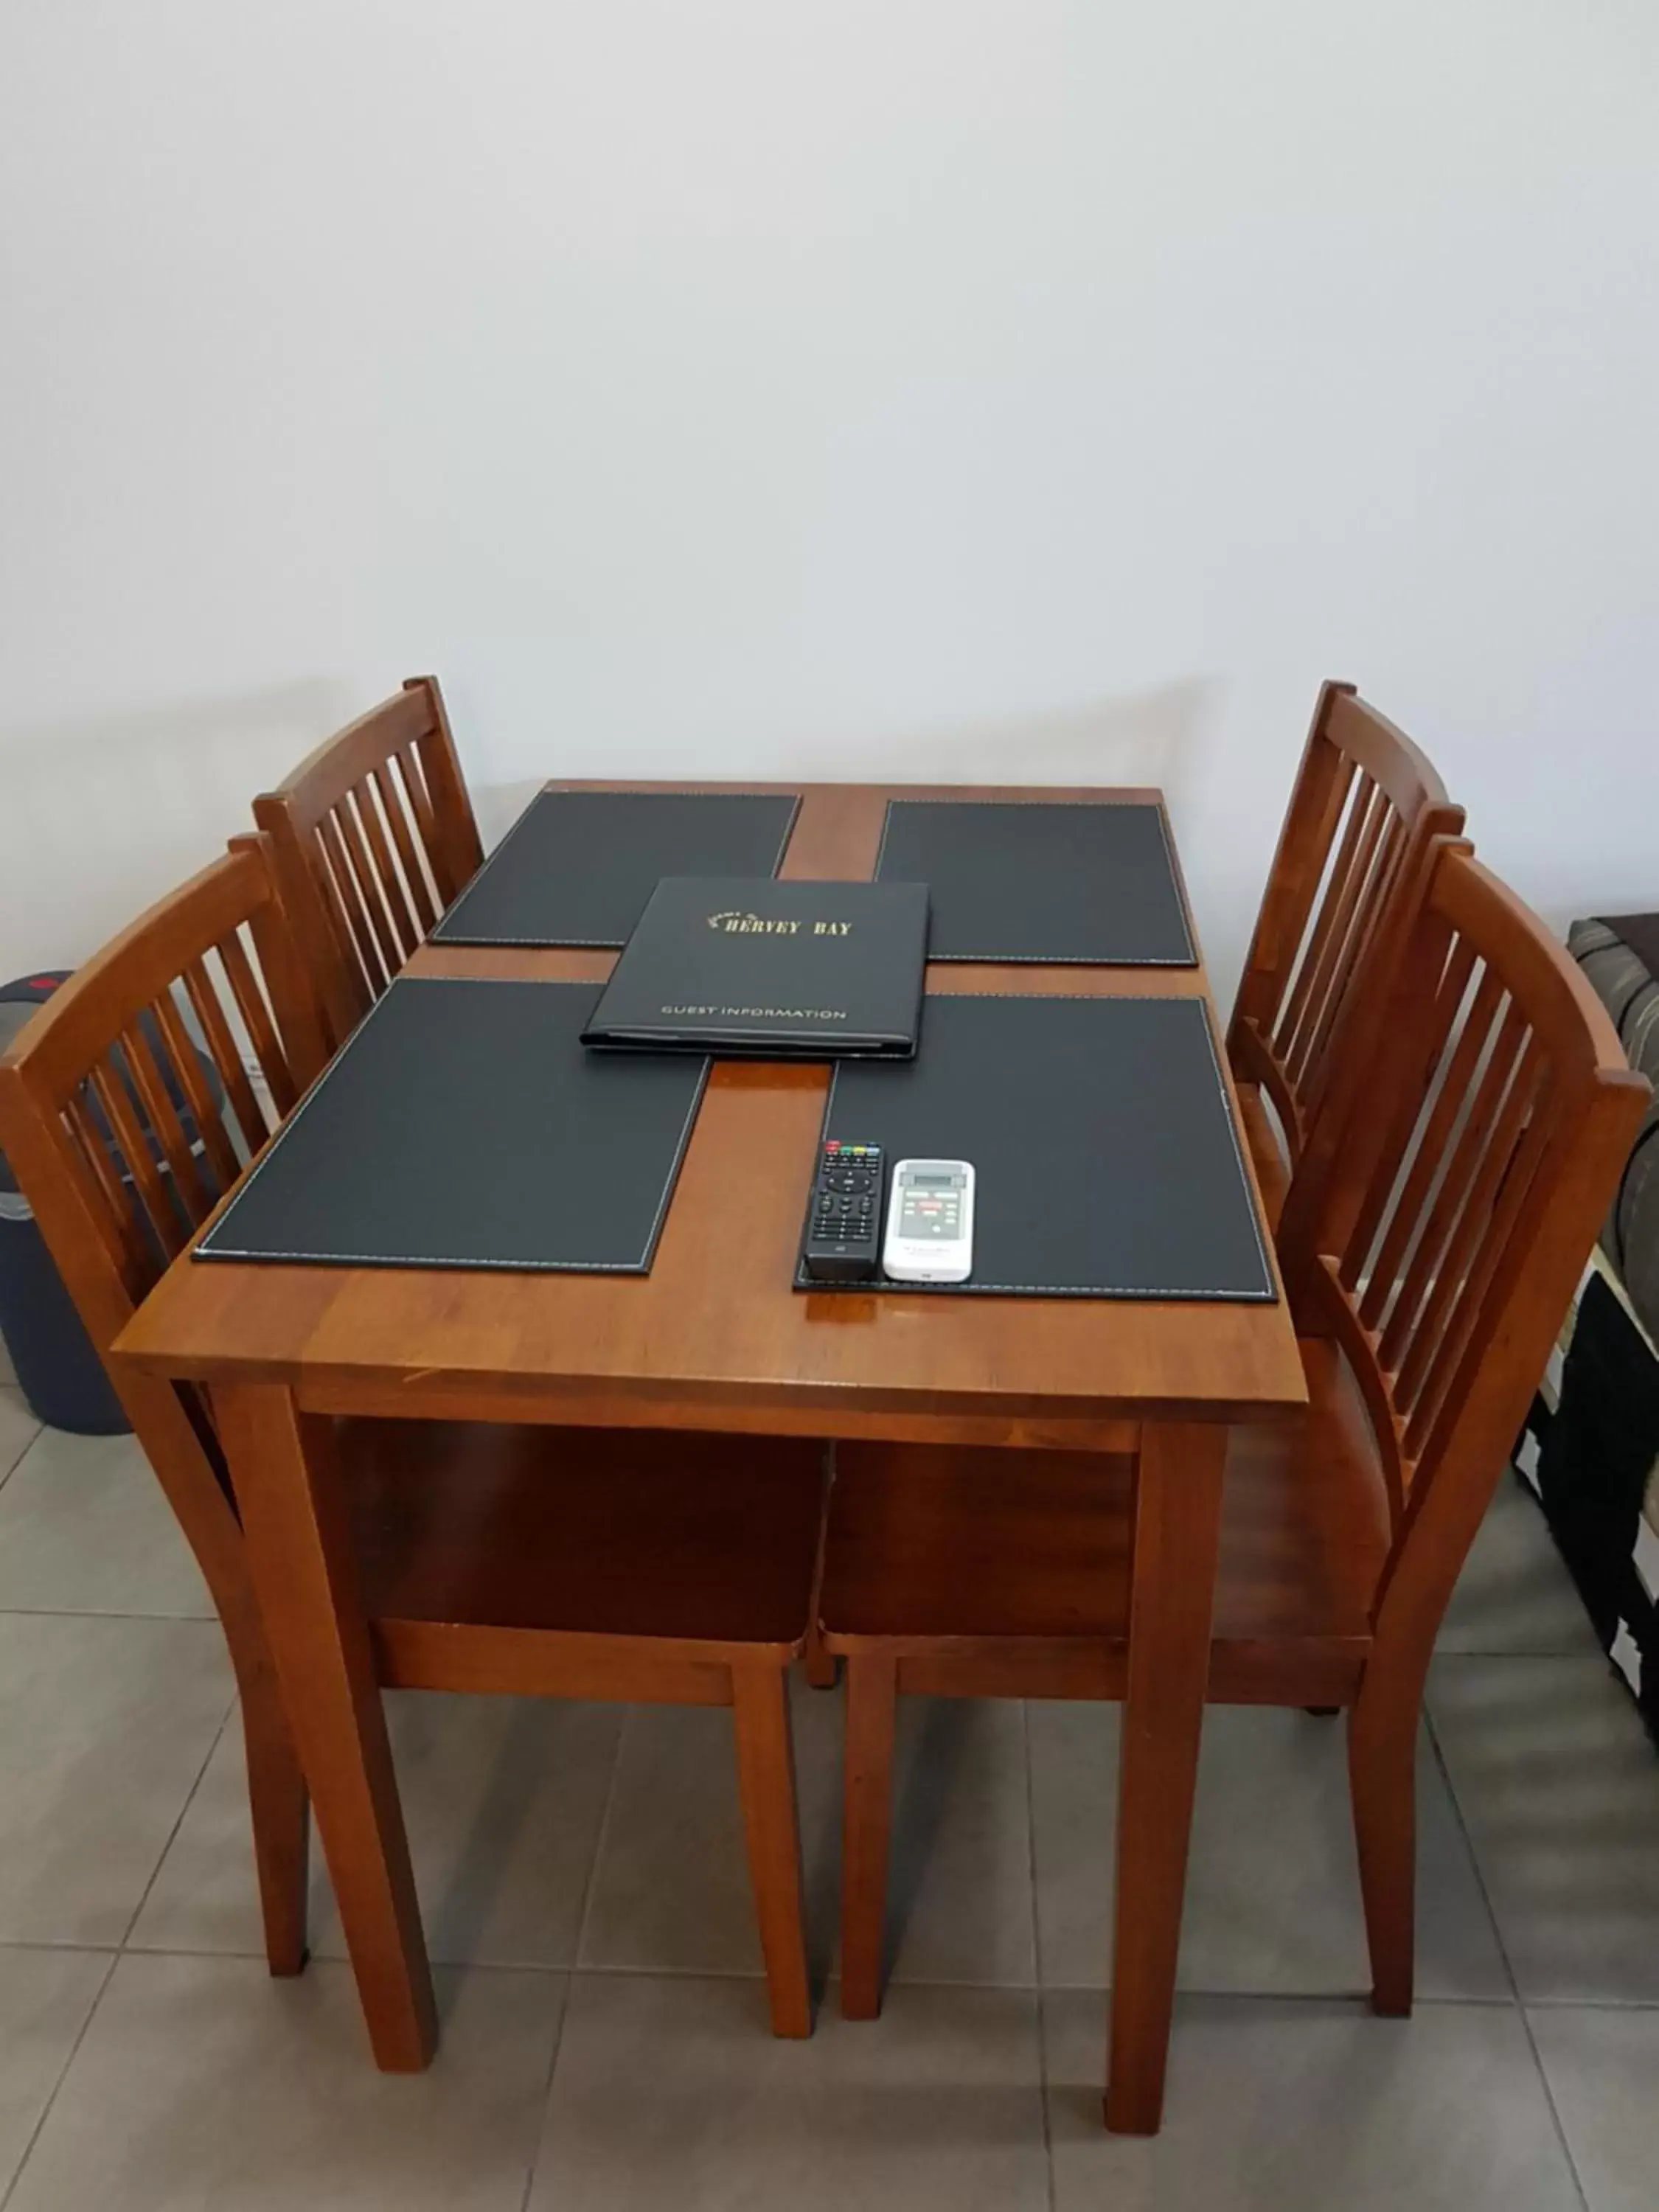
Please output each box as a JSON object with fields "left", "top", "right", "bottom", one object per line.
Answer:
{"left": 195, "top": 978, "right": 707, "bottom": 1273}
{"left": 431, "top": 790, "right": 801, "bottom": 948}
{"left": 582, "top": 877, "right": 929, "bottom": 1059}
{"left": 795, "top": 993, "right": 1274, "bottom": 1301}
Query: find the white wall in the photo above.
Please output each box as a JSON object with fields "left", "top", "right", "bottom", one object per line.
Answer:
{"left": 2, "top": 1, "right": 1655, "bottom": 1007}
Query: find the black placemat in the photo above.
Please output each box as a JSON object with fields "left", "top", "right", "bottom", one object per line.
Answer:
{"left": 874, "top": 799, "right": 1195, "bottom": 964}
{"left": 794, "top": 994, "right": 1273, "bottom": 1300}
{"left": 196, "top": 978, "right": 707, "bottom": 1273}
{"left": 431, "top": 790, "right": 801, "bottom": 948}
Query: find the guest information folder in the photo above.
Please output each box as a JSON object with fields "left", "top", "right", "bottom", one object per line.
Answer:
{"left": 581, "top": 877, "right": 929, "bottom": 1060}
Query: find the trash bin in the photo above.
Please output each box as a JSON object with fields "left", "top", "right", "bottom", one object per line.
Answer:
{"left": 0, "top": 972, "right": 132, "bottom": 1434}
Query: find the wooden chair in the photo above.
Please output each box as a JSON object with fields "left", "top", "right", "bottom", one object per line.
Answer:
{"left": 1228, "top": 681, "right": 1465, "bottom": 1227}
{"left": 822, "top": 844, "right": 1649, "bottom": 2053}
{"left": 254, "top": 675, "right": 485, "bottom": 1050}
{"left": 0, "top": 837, "right": 824, "bottom": 2049}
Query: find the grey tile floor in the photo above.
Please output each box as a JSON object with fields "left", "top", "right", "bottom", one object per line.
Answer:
{"left": 1, "top": 1391, "right": 1656, "bottom": 2209}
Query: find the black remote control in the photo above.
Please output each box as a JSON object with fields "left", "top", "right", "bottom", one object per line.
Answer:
{"left": 801, "top": 1141, "right": 884, "bottom": 1282}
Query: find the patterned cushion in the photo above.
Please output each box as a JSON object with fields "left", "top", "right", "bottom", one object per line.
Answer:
{"left": 1569, "top": 918, "right": 1659, "bottom": 1346}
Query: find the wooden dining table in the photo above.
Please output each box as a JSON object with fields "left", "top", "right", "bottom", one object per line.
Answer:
{"left": 111, "top": 779, "right": 1307, "bottom": 2135}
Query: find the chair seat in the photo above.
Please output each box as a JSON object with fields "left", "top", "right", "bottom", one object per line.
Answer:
{"left": 1234, "top": 1078, "right": 1291, "bottom": 1231}
{"left": 819, "top": 1339, "right": 1390, "bottom": 1703}
{"left": 341, "top": 1420, "right": 827, "bottom": 1656}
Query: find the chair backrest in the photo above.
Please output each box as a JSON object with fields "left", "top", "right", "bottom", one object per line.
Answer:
{"left": 1228, "top": 682, "right": 1466, "bottom": 1180}
{"left": 254, "top": 675, "right": 484, "bottom": 1048}
{"left": 0, "top": 836, "right": 327, "bottom": 1618}
{"left": 1291, "top": 843, "right": 1649, "bottom": 1677}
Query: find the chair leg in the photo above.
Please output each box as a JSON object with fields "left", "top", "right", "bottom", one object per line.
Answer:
{"left": 731, "top": 1661, "right": 813, "bottom": 2038}
{"left": 839, "top": 1655, "right": 897, "bottom": 2022}
{"left": 239, "top": 1658, "right": 311, "bottom": 1976}
{"left": 217, "top": 1385, "right": 435, "bottom": 2071}
{"left": 1348, "top": 1679, "right": 1417, "bottom": 2017}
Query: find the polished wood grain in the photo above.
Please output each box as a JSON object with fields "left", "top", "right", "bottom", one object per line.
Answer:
{"left": 1228, "top": 684, "right": 1465, "bottom": 1230}
{"left": 115, "top": 784, "right": 1306, "bottom": 1437}
{"left": 255, "top": 676, "right": 485, "bottom": 1049}
{"left": 732, "top": 1663, "right": 813, "bottom": 2037}
{"left": 822, "top": 842, "right": 1649, "bottom": 2129}
{"left": 101, "top": 779, "right": 1307, "bottom": 2109}
{"left": 821, "top": 1348, "right": 1385, "bottom": 1688}
{"left": 218, "top": 1383, "right": 437, "bottom": 2069}
{"left": 0, "top": 836, "right": 825, "bottom": 2065}
{"left": 1108, "top": 1419, "right": 1228, "bottom": 2134}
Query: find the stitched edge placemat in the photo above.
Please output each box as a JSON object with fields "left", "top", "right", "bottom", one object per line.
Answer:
{"left": 793, "top": 992, "right": 1273, "bottom": 1300}
{"left": 874, "top": 797, "right": 1197, "bottom": 965}
{"left": 433, "top": 789, "right": 803, "bottom": 948}
{"left": 195, "top": 977, "right": 709, "bottom": 1273}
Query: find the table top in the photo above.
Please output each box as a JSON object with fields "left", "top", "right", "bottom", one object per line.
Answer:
{"left": 113, "top": 782, "right": 1307, "bottom": 1444}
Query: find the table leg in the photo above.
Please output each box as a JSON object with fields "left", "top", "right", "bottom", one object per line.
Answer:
{"left": 1105, "top": 1418, "right": 1228, "bottom": 2135}
{"left": 215, "top": 1383, "right": 437, "bottom": 2070}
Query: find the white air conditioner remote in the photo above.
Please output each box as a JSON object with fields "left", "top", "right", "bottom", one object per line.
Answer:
{"left": 883, "top": 1158, "right": 975, "bottom": 1283}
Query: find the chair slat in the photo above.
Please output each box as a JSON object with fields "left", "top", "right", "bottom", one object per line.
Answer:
{"left": 1363, "top": 951, "right": 1504, "bottom": 1327}
{"left": 1286, "top": 782, "right": 1391, "bottom": 1087}
{"left": 316, "top": 813, "right": 390, "bottom": 996}
{"left": 216, "top": 929, "right": 294, "bottom": 1119}
{"left": 117, "top": 1018, "right": 212, "bottom": 1222}
{"left": 1401, "top": 1067, "right": 1555, "bottom": 1461}
{"left": 352, "top": 779, "right": 421, "bottom": 953}
{"left": 408, "top": 675, "right": 485, "bottom": 898}
{"left": 1253, "top": 747, "right": 1358, "bottom": 1009}
{"left": 331, "top": 796, "right": 401, "bottom": 977}
{"left": 61, "top": 1091, "right": 153, "bottom": 1288}
{"left": 180, "top": 958, "right": 267, "bottom": 1155}
{"left": 151, "top": 988, "right": 242, "bottom": 1196}
{"left": 1354, "top": 942, "right": 1495, "bottom": 1318}
{"left": 394, "top": 739, "right": 442, "bottom": 872}
{"left": 1275, "top": 768, "right": 1374, "bottom": 1062}
{"left": 1379, "top": 997, "right": 1530, "bottom": 1379}
{"left": 87, "top": 1054, "right": 184, "bottom": 1259}
{"left": 1300, "top": 815, "right": 1406, "bottom": 1124}
{"left": 372, "top": 762, "right": 439, "bottom": 934}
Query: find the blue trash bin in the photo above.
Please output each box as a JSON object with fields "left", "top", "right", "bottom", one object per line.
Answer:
{"left": 0, "top": 973, "right": 131, "bottom": 1433}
